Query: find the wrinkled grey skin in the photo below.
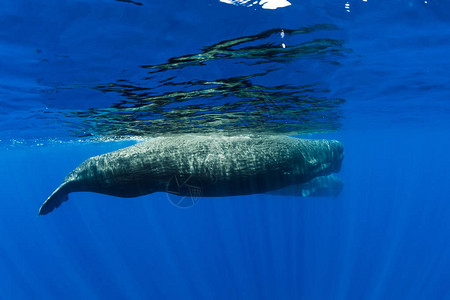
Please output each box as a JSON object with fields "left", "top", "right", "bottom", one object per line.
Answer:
{"left": 39, "top": 135, "right": 344, "bottom": 215}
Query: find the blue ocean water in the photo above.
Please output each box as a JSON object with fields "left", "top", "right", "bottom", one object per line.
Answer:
{"left": 2, "top": 0, "right": 450, "bottom": 299}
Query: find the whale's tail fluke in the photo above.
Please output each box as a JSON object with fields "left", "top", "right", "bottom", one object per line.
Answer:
{"left": 38, "top": 183, "right": 70, "bottom": 216}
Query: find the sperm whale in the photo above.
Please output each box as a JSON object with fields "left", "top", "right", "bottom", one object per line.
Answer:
{"left": 39, "top": 135, "right": 343, "bottom": 215}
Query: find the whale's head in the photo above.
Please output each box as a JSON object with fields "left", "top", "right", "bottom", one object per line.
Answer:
{"left": 327, "top": 139, "right": 344, "bottom": 173}
{"left": 305, "top": 139, "right": 344, "bottom": 178}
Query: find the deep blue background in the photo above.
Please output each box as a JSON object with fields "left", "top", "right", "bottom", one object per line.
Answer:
{"left": 2, "top": 129, "right": 450, "bottom": 299}
{"left": 2, "top": 0, "right": 450, "bottom": 299}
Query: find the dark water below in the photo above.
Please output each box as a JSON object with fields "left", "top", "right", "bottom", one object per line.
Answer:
{"left": 1, "top": 0, "right": 450, "bottom": 299}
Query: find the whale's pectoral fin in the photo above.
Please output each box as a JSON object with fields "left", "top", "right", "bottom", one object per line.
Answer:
{"left": 38, "top": 184, "right": 70, "bottom": 216}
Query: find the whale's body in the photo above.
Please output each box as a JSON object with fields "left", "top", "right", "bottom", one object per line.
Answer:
{"left": 39, "top": 135, "right": 344, "bottom": 215}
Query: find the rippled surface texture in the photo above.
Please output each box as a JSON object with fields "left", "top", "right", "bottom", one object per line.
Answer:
{"left": 3, "top": 1, "right": 449, "bottom": 146}
{"left": 2, "top": 18, "right": 348, "bottom": 142}
{"left": 1, "top": 0, "right": 450, "bottom": 299}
